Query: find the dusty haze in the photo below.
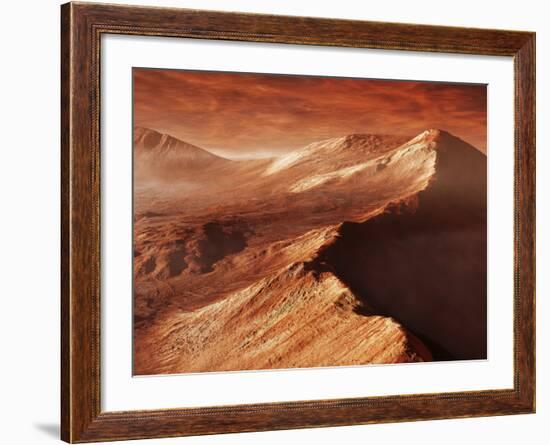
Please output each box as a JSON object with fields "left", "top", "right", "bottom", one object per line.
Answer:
{"left": 132, "top": 69, "right": 487, "bottom": 375}
{"left": 134, "top": 68, "right": 487, "bottom": 156}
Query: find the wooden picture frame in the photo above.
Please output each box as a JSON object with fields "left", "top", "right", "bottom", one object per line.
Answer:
{"left": 61, "top": 2, "right": 535, "bottom": 442}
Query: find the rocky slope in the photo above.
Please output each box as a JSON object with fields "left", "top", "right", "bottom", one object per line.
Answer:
{"left": 133, "top": 128, "right": 486, "bottom": 374}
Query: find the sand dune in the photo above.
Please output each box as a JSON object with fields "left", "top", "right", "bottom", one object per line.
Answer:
{"left": 133, "top": 128, "right": 486, "bottom": 374}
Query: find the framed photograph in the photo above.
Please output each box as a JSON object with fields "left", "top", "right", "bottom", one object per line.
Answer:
{"left": 61, "top": 2, "right": 535, "bottom": 442}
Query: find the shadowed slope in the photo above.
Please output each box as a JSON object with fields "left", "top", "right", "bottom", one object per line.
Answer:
{"left": 318, "top": 130, "right": 487, "bottom": 360}
{"left": 134, "top": 227, "right": 432, "bottom": 375}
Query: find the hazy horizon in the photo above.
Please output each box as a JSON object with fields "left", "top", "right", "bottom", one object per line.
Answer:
{"left": 133, "top": 68, "right": 487, "bottom": 155}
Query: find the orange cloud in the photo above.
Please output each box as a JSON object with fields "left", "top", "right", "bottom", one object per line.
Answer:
{"left": 133, "top": 68, "right": 487, "bottom": 155}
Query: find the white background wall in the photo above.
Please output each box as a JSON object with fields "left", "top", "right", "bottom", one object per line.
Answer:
{"left": 0, "top": 0, "right": 546, "bottom": 444}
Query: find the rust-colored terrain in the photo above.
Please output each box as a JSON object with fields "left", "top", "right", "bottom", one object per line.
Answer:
{"left": 133, "top": 127, "right": 486, "bottom": 375}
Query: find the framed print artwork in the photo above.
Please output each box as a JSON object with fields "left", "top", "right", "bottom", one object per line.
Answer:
{"left": 61, "top": 2, "right": 535, "bottom": 442}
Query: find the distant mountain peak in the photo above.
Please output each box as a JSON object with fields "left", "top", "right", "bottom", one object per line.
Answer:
{"left": 134, "top": 127, "right": 224, "bottom": 159}
{"left": 411, "top": 128, "right": 476, "bottom": 148}
{"left": 134, "top": 127, "right": 229, "bottom": 179}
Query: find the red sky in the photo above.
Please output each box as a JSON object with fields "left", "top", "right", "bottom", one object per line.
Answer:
{"left": 133, "top": 68, "right": 487, "bottom": 157}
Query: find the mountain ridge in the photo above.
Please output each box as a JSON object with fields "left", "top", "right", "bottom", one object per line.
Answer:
{"left": 133, "top": 127, "right": 487, "bottom": 373}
